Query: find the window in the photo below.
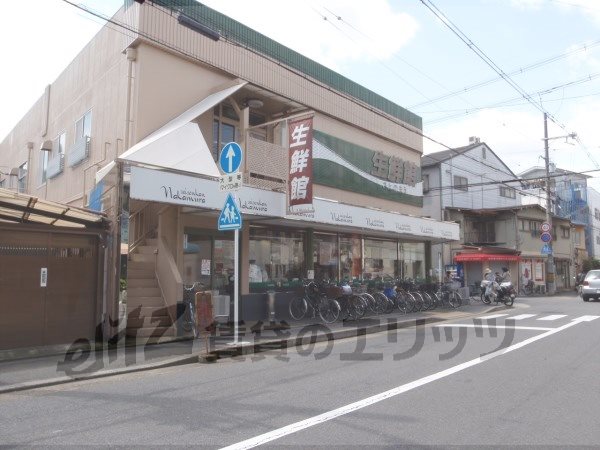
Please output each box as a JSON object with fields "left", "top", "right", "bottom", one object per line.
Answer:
{"left": 364, "top": 239, "right": 397, "bottom": 279}
{"left": 313, "top": 233, "right": 338, "bottom": 281}
{"left": 18, "top": 162, "right": 27, "bottom": 193}
{"left": 75, "top": 110, "right": 92, "bottom": 141}
{"left": 212, "top": 103, "right": 239, "bottom": 160}
{"left": 595, "top": 208, "right": 600, "bottom": 220}
{"left": 40, "top": 150, "right": 49, "bottom": 184}
{"left": 574, "top": 231, "right": 582, "bottom": 245}
{"left": 422, "top": 174, "right": 430, "bottom": 193}
{"left": 0, "top": 179, "right": 4, "bottom": 188}
{"left": 249, "top": 227, "right": 305, "bottom": 284}
{"left": 596, "top": 235, "right": 600, "bottom": 245}
{"left": 499, "top": 185, "right": 516, "bottom": 198}
{"left": 560, "top": 226, "right": 570, "bottom": 239}
{"left": 54, "top": 132, "right": 66, "bottom": 157}
{"left": 482, "top": 147, "right": 486, "bottom": 159}
{"left": 453, "top": 175, "right": 468, "bottom": 191}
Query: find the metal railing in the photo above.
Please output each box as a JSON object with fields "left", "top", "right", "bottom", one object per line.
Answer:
{"left": 68, "top": 136, "right": 91, "bottom": 167}
{"left": 463, "top": 230, "right": 496, "bottom": 243}
{"left": 47, "top": 154, "right": 65, "bottom": 179}
{"left": 129, "top": 202, "right": 161, "bottom": 254}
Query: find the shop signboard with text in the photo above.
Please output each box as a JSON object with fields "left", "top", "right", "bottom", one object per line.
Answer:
{"left": 288, "top": 117, "right": 313, "bottom": 213}
{"left": 130, "top": 166, "right": 459, "bottom": 240}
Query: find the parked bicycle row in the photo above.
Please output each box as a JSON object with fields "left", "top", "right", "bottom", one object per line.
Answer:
{"left": 289, "top": 278, "right": 464, "bottom": 324}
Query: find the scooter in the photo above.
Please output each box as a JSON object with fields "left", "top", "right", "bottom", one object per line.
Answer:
{"left": 481, "top": 279, "right": 515, "bottom": 306}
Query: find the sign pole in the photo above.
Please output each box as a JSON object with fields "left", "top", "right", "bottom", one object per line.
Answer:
{"left": 233, "top": 224, "right": 239, "bottom": 343}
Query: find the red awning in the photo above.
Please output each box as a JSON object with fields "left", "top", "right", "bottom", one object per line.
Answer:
{"left": 454, "top": 253, "right": 520, "bottom": 262}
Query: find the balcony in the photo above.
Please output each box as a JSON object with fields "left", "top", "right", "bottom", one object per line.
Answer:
{"left": 46, "top": 154, "right": 65, "bottom": 179}
{"left": 68, "top": 136, "right": 90, "bottom": 167}
{"left": 463, "top": 230, "right": 496, "bottom": 244}
{"left": 245, "top": 136, "right": 287, "bottom": 191}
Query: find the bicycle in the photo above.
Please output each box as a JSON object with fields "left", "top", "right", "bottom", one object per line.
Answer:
{"left": 182, "top": 282, "right": 204, "bottom": 337}
{"left": 289, "top": 279, "right": 341, "bottom": 324}
{"left": 436, "top": 282, "right": 462, "bottom": 308}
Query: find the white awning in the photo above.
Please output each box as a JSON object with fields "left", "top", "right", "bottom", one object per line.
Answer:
{"left": 95, "top": 160, "right": 116, "bottom": 185}
{"left": 118, "top": 81, "right": 247, "bottom": 177}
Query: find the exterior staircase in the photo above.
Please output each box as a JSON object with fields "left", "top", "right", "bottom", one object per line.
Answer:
{"left": 126, "top": 238, "right": 176, "bottom": 342}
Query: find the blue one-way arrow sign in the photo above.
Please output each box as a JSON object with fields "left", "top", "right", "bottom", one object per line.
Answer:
{"left": 219, "top": 142, "right": 243, "bottom": 174}
{"left": 218, "top": 193, "right": 242, "bottom": 230}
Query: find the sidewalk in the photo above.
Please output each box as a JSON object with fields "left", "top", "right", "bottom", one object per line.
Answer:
{"left": 0, "top": 303, "right": 504, "bottom": 394}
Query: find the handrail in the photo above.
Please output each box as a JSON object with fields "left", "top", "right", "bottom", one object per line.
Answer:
{"left": 129, "top": 201, "right": 160, "bottom": 254}
{"left": 155, "top": 235, "right": 182, "bottom": 324}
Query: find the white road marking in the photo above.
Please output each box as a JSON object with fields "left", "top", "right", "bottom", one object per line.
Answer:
{"left": 478, "top": 313, "right": 510, "bottom": 320}
{"left": 435, "top": 324, "right": 554, "bottom": 331}
{"left": 220, "top": 315, "right": 598, "bottom": 450}
{"left": 511, "top": 314, "right": 537, "bottom": 321}
{"left": 537, "top": 314, "right": 568, "bottom": 321}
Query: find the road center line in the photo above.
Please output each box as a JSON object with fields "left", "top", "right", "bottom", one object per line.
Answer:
{"left": 435, "top": 324, "right": 554, "bottom": 331}
{"left": 220, "top": 316, "right": 598, "bottom": 450}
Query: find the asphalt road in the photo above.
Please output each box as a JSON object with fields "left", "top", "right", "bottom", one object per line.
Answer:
{"left": 1, "top": 292, "right": 599, "bottom": 448}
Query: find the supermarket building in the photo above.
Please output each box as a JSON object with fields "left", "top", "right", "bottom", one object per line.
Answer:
{"left": 0, "top": 0, "right": 458, "bottom": 345}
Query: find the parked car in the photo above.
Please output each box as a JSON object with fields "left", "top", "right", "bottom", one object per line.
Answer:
{"left": 581, "top": 270, "right": 600, "bottom": 302}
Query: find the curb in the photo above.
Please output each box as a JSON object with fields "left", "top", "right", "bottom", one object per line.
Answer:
{"left": 0, "top": 355, "right": 198, "bottom": 395}
{"left": 0, "top": 305, "right": 506, "bottom": 394}
{"left": 201, "top": 305, "right": 507, "bottom": 361}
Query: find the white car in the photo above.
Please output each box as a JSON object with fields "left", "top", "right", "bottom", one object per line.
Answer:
{"left": 581, "top": 270, "right": 600, "bottom": 302}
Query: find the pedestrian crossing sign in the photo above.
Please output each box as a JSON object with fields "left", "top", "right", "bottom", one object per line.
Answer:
{"left": 218, "top": 193, "right": 242, "bottom": 230}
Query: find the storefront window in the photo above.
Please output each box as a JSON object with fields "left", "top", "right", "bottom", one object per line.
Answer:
{"left": 401, "top": 242, "right": 425, "bottom": 281}
{"left": 340, "top": 235, "right": 362, "bottom": 281}
{"left": 249, "top": 227, "right": 305, "bottom": 284}
{"left": 313, "top": 233, "right": 338, "bottom": 281}
{"left": 363, "top": 239, "right": 397, "bottom": 280}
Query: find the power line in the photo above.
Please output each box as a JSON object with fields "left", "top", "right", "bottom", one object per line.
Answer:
{"left": 62, "top": 0, "right": 581, "bottom": 201}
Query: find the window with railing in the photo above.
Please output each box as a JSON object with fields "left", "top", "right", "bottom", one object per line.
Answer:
{"left": 69, "top": 110, "right": 91, "bottom": 167}
{"left": 18, "top": 162, "right": 27, "bottom": 193}
{"left": 47, "top": 132, "right": 66, "bottom": 179}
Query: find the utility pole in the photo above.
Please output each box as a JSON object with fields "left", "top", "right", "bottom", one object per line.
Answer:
{"left": 541, "top": 115, "right": 577, "bottom": 295}
{"left": 543, "top": 113, "right": 556, "bottom": 295}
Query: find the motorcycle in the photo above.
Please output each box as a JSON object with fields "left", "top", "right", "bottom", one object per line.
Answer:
{"left": 481, "top": 279, "right": 516, "bottom": 306}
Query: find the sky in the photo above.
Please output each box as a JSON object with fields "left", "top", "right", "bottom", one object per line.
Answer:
{"left": 1, "top": 0, "right": 599, "bottom": 190}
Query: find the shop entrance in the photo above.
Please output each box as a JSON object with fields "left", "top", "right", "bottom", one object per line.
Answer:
{"left": 183, "top": 230, "right": 235, "bottom": 307}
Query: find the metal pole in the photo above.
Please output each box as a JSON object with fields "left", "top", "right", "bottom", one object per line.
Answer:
{"left": 234, "top": 227, "right": 239, "bottom": 343}
{"left": 544, "top": 113, "right": 556, "bottom": 295}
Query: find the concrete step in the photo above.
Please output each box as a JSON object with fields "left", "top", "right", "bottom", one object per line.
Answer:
{"left": 127, "top": 278, "right": 158, "bottom": 288}
{"left": 130, "top": 253, "right": 155, "bottom": 263}
{"left": 127, "top": 305, "right": 171, "bottom": 317}
{"left": 128, "top": 261, "right": 155, "bottom": 271}
{"left": 145, "top": 238, "right": 158, "bottom": 247}
{"left": 136, "top": 245, "right": 157, "bottom": 255}
{"left": 127, "top": 296, "right": 164, "bottom": 308}
{"left": 126, "top": 326, "right": 175, "bottom": 338}
{"left": 128, "top": 286, "right": 161, "bottom": 297}
{"left": 127, "top": 315, "right": 172, "bottom": 328}
{"left": 127, "top": 268, "right": 155, "bottom": 279}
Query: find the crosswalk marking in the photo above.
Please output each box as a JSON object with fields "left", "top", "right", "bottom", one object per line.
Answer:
{"left": 478, "top": 314, "right": 510, "bottom": 320}
{"left": 511, "top": 314, "right": 536, "bottom": 321}
{"left": 537, "top": 314, "right": 568, "bottom": 321}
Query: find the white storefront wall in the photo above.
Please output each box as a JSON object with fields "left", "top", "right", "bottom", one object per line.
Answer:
{"left": 130, "top": 166, "right": 459, "bottom": 241}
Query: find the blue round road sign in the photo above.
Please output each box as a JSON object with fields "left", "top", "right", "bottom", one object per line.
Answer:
{"left": 219, "top": 142, "right": 243, "bottom": 174}
{"left": 540, "top": 232, "right": 552, "bottom": 243}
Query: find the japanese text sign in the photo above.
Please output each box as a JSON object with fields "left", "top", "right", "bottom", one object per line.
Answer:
{"left": 288, "top": 118, "right": 313, "bottom": 210}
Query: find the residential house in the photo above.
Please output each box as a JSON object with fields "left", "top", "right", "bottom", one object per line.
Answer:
{"left": 422, "top": 137, "right": 522, "bottom": 279}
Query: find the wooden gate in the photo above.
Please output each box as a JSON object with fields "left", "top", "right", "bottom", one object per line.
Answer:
{"left": 0, "top": 229, "right": 99, "bottom": 350}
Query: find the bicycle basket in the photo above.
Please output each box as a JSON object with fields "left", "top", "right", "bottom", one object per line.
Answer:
{"left": 326, "top": 285, "right": 344, "bottom": 298}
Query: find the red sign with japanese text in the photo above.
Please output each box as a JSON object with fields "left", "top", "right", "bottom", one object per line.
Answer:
{"left": 288, "top": 118, "right": 313, "bottom": 210}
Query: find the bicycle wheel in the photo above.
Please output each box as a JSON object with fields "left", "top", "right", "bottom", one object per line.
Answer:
{"left": 350, "top": 294, "right": 367, "bottom": 319}
{"left": 420, "top": 291, "right": 433, "bottom": 310}
{"left": 319, "top": 298, "right": 341, "bottom": 323}
{"left": 361, "top": 293, "right": 379, "bottom": 314}
{"left": 449, "top": 291, "right": 462, "bottom": 308}
{"left": 411, "top": 292, "right": 424, "bottom": 311}
{"left": 289, "top": 296, "right": 308, "bottom": 320}
{"left": 395, "top": 293, "right": 408, "bottom": 315}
